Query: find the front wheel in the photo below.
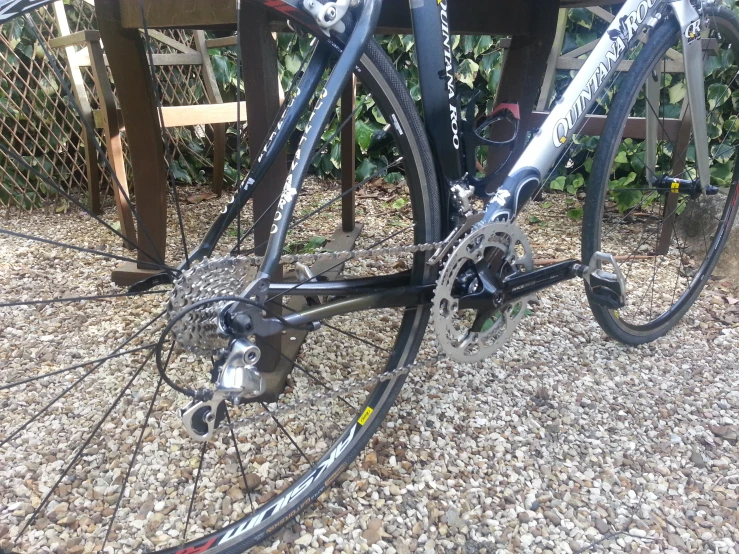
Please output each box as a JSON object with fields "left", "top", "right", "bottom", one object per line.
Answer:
{"left": 583, "top": 5, "right": 739, "bottom": 345}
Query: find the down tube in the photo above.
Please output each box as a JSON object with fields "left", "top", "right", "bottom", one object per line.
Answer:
{"left": 483, "top": 0, "right": 665, "bottom": 223}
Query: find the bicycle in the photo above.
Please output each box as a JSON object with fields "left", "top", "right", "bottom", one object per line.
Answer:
{"left": 1, "top": 0, "right": 738, "bottom": 552}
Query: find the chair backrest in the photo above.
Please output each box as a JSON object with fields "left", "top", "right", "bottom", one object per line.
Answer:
{"left": 54, "top": 0, "right": 223, "bottom": 119}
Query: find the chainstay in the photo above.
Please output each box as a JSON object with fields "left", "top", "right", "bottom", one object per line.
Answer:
{"left": 169, "top": 241, "right": 447, "bottom": 353}
{"left": 167, "top": 240, "right": 449, "bottom": 431}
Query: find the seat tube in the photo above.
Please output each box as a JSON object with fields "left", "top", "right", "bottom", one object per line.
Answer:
{"left": 409, "top": 0, "right": 464, "bottom": 181}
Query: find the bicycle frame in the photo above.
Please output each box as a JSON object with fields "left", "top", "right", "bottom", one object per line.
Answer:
{"left": 6, "top": 0, "right": 707, "bottom": 320}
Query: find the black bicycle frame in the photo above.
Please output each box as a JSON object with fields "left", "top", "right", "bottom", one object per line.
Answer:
{"left": 120, "top": 0, "right": 679, "bottom": 325}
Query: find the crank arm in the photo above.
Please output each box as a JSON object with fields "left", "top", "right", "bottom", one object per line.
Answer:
{"left": 502, "top": 260, "right": 584, "bottom": 302}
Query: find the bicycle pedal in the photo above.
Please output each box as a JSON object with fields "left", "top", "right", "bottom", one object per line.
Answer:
{"left": 583, "top": 252, "right": 626, "bottom": 309}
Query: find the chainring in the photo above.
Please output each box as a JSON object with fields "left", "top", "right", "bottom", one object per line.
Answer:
{"left": 432, "top": 222, "right": 534, "bottom": 363}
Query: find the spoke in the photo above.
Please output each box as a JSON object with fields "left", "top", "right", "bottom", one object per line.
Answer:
{"left": 183, "top": 440, "right": 209, "bottom": 542}
{"left": 0, "top": 142, "right": 169, "bottom": 272}
{"left": 101, "top": 371, "right": 166, "bottom": 552}
{"left": 0, "top": 343, "right": 157, "bottom": 391}
{"left": 261, "top": 402, "right": 314, "bottom": 468}
{"left": 0, "top": 227, "right": 178, "bottom": 272}
{"left": 225, "top": 408, "right": 256, "bottom": 514}
{"left": 233, "top": 127, "right": 400, "bottom": 256}
{"left": 649, "top": 254, "right": 659, "bottom": 320}
{"left": 233, "top": 41, "right": 318, "bottom": 254}
{"left": 13, "top": 348, "right": 154, "bottom": 543}
{"left": 279, "top": 301, "right": 392, "bottom": 355}
{"left": 0, "top": 311, "right": 165, "bottom": 448}
{"left": 288, "top": 157, "right": 404, "bottom": 232}
{"left": 0, "top": 290, "right": 166, "bottom": 309}
{"left": 139, "top": 1, "right": 191, "bottom": 267}
{"left": 258, "top": 338, "right": 357, "bottom": 412}
{"left": 603, "top": 191, "right": 662, "bottom": 266}
{"left": 310, "top": 94, "right": 373, "bottom": 164}
{"left": 320, "top": 321, "right": 392, "bottom": 354}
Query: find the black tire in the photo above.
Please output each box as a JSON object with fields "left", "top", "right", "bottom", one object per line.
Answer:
{"left": 0, "top": 6, "right": 440, "bottom": 554}
{"left": 582, "top": 5, "right": 739, "bottom": 346}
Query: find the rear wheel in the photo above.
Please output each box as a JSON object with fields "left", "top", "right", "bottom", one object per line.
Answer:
{"left": 583, "top": 5, "right": 739, "bottom": 345}
{"left": 0, "top": 3, "right": 439, "bottom": 552}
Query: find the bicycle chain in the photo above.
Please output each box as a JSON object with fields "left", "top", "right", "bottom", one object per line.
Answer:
{"left": 168, "top": 241, "right": 446, "bottom": 353}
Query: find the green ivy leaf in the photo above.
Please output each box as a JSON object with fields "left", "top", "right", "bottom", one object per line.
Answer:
{"left": 669, "top": 82, "right": 687, "bottom": 105}
{"left": 391, "top": 197, "right": 409, "bottom": 210}
{"left": 456, "top": 59, "right": 479, "bottom": 89}
{"left": 355, "top": 120, "right": 379, "bottom": 152}
{"left": 385, "top": 172, "right": 404, "bottom": 184}
{"left": 566, "top": 207, "right": 584, "bottom": 220}
{"left": 473, "top": 36, "right": 494, "bottom": 57}
{"left": 355, "top": 158, "right": 378, "bottom": 182}
{"left": 613, "top": 189, "right": 643, "bottom": 213}
{"left": 306, "top": 236, "right": 327, "bottom": 252}
{"left": 169, "top": 159, "right": 192, "bottom": 184}
{"left": 711, "top": 143, "right": 735, "bottom": 164}
{"left": 569, "top": 8, "right": 594, "bottom": 30}
{"left": 708, "top": 83, "right": 730, "bottom": 111}
{"left": 550, "top": 176, "right": 566, "bottom": 191}
{"left": 711, "top": 161, "right": 734, "bottom": 186}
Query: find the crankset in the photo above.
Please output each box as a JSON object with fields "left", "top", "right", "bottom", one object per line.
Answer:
{"left": 432, "top": 221, "right": 628, "bottom": 362}
{"left": 432, "top": 221, "right": 535, "bottom": 363}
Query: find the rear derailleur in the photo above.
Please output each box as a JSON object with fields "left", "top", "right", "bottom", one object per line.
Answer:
{"left": 180, "top": 338, "right": 265, "bottom": 442}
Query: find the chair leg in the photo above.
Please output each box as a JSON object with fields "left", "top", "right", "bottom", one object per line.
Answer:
{"left": 211, "top": 122, "right": 226, "bottom": 195}
{"left": 107, "top": 130, "right": 138, "bottom": 250}
{"left": 81, "top": 126, "right": 102, "bottom": 215}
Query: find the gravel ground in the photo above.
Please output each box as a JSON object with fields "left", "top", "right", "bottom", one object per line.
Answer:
{"left": 1, "top": 186, "right": 738, "bottom": 554}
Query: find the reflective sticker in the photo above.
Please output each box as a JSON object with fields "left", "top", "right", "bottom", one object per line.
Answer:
{"left": 358, "top": 406, "right": 374, "bottom": 426}
{"left": 671, "top": 181, "right": 680, "bottom": 193}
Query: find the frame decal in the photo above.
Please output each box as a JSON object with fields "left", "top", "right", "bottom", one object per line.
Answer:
{"left": 553, "top": 0, "right": 657, "bottom": 148}
{"left": 438, "top": 0, "right": 460, "bottom": 149}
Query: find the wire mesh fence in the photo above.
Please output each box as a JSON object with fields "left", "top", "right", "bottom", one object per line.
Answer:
{"left": 0, "top": 0, "right": 220, "bottom": 216}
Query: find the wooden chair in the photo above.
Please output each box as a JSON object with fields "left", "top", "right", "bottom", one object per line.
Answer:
{"left": 48, "top": 0, "right": 246, "bottom": 246}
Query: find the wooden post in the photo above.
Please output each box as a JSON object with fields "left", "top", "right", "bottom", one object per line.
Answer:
{"left": 536, "top": 9, "right": 568, "bottom": 112}
{"left": 96, "top": 0, "right": 168, "bottom": 282}
{"left": 194, "top": 30, "right": 226, "bottom": 196}
{"left": 486, "top": 0, "right": 561, "bottom": 192}
{"left": 87, "top": 39, "right": 138, "bottom": 248}
{"left": 341, "top": 76, "right": 357, "bottom": 232}
{"left": 239, "top": 1, "right": 287, "bottom": 375}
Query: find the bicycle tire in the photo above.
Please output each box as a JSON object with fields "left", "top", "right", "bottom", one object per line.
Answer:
{"left": 582, "top": 5, "right": 739, "bottom": 346}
